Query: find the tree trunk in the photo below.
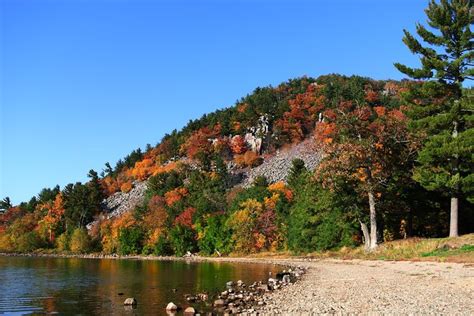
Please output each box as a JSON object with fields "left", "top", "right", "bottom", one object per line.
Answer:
{"left": 407, "top": 209, "right": 413, "bottom": 237}
{"left": 450, "top": 117, "right": 459, "bottom": 238}
{"left": 449, "top": 197, "right": 459, "bottom": 237}
{"left": 368, "top": 191, "right": 378, "bottom": 249}
{"left": 359, "top": 220, "right": 370, "bottom": 250}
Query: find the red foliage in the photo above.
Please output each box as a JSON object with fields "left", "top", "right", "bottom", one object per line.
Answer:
{"left": 275, "top": 84, "right": 326, "bottom": 142}
{"left": 174, "top": 207, "right": 196, "bottom": 228}
{"left": 365, "top": 89, "right": 379, "bottom": 103}
{"left": 230, "top": 135, "right": 247, "bottom": 154}
{"left": 181, "top": 126, "right": 221, "bottom": 159}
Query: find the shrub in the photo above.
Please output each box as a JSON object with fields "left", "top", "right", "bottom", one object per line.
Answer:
{"left": 196, "top": 214, "right": 232, "bottom": 255}
{"left": 16, "top": 231, "right": 42, "bottom": 253}
{"left": 0, "top": 234, "right": 14, "bottom": 252}
{"left": 69, "top": 228, "right": 91, "bottom": 253}
{"left": 153, "top": 235, "right": 173, "bottom": 256}
{"left": 55, "top": 233, "right": 69, "bottom": 251}
{"left": 169, "top": 225, "right": 197, "bottom": 256}
{"left": 118, "top": 226, "right": 144, "bottom": 255}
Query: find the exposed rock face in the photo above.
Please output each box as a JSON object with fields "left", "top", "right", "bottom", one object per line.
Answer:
{"left": 243, "top": 138, "right": 322, "bottom": 186}
{"left": 245, "top": 115, "right": 270, "bottom": 154}
{"left": 102, "top": 181, "right": 148, "bottom": 219}
{"left": 244, "top": 133, "right": 262, "bottom": 154}
{"left": 86, "top": 136, "right": 321, "bottom": 230}
{"left": 86, "top": 181, "right": 147, "bottom": 229}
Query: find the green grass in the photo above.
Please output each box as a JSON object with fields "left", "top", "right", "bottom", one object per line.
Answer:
{"left": 421, "top": 244, "right": 474, "bottom": 258}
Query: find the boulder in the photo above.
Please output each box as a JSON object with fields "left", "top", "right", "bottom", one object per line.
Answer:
{"left": 123, "top": 297, "right": 137, "bottom": 305}
{"left": 166, "top": 302, "right": 178, "bottom": 311}
{"left": 184, "top": 306, "right": 196, "bottom": 315}
{"left": 214, "top": 299, "right": 225, "bottom": 307}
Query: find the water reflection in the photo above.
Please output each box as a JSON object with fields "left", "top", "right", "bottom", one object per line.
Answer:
{"left": 0, "top": 257, "right": 279, "bottom": 315}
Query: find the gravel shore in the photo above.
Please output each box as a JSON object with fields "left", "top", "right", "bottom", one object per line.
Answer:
{"left": 2, "top": 253, "right": 473, "bottom": 314}
{"left": 255, "top": 259, "right": 474, "bottom": 315}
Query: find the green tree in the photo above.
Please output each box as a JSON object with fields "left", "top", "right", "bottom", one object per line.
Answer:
{"left": 118, "top": 226, "right": 144, "bottom": 255}
{"left": 395, "top": 0, "right": 473, "bottom": 237}
{"left": 0, "top": 197, "right": 12, "bottom": 212}
{"left": 287, "top": 159, "right": 307, "bottom": 189}
{"left": 169, "top": 225, "right": 197, "bottom": 256}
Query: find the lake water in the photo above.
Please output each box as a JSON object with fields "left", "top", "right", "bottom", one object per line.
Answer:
{"left": 0, "top": 256, "right": 280, "bottom": 315}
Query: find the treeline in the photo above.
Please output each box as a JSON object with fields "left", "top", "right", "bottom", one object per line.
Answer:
{"left": 1, "top": 74, "right": 471, "bottom": 255}
{"left": 0, "top": 0, "right": 472, "bottom": 256}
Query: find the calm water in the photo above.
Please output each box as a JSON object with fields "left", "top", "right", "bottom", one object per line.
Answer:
{"left": 0, "top": 256, "right": 280, "bottom": 315}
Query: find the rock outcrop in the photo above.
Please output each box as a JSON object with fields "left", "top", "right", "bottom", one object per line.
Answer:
{"left": 86, "top": 181, "right": 147, "bottom": 229}
{"left": 243, "top": 138, "right": 322, "bottom": 186}
{"left": 102, "top": 181, "right": 148, "bottom": 219}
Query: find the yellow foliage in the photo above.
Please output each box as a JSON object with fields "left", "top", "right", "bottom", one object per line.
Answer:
{"left": 0, "top": 234, "right": 13, "bottom": 252}
{"left": 69, "top": 228, "right": 91, "bottom": 253}
{"left": 268, "top": 181, "right": 293, "bottom": 201}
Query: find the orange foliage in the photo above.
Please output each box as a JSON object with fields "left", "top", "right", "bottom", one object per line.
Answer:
{"left": 315, "top": 122, "right": 336, "bottom": 144}
{"left": 143, "top": 196, "right": 168, "bottom": 245}
{"left": 234, "top": 151, "right": 262, "bottom": 168}
{"left": 101, "top": 176, "right": 120, "bottom": 196}
{"left": 120, "top": 181, "right": 133, "bottom": 193}
{"left": 131, "top": 158, "right": 155, "bottom": 180}
{"left": 164, "top": 187, "right": 188, "bottom": 206}
{"left": 374, "top": 106, "right": 386, "bottom": 117}
{"left": 237, "top": 103, "right": 248, "bottom": 113}
{"left": 37, "top": 193, "right": 65, "bottom": 242}
{"left": 365, "top": 89, "right": 379, "bottom": 103}
{"left": 181, "top": 126, "right": 220, "bottom": 159}
{"left": 233, "top": 121, "right": 242, "bottom": 131}
{"left": 268, "top": 181, "right": 293, "bottom": 201}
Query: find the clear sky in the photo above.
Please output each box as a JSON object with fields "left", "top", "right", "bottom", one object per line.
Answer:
{"left": 1, "top": 0, "right": 428, "bottom": 204}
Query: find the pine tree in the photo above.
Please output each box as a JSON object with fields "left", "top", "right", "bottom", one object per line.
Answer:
{"left": 0, "top": 197, "right": 12, "bottom": 212}
{"left": 395, "top": 0, "right": 473, "bottom": 237}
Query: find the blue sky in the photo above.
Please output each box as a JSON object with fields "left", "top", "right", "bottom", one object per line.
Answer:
{"left": 1, "top": 0, "right": 428, "bottom": 204}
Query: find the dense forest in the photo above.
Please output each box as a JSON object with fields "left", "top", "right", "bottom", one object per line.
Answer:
{"left": 1, "top": 0, "right": 473, "bottom": 256}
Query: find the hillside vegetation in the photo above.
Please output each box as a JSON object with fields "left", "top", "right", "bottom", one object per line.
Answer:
{"left": 1, "top": 74, "right": 472, "bottom": 257}
{"left": 1, "top": 0, "right": 473, "bottom": 259}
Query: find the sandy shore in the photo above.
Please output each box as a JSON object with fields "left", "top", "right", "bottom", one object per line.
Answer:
{"left": 2, "top": 253, "right": 473, "bottom": 314}
{"left": 254, "top": 259, "right": 474, "bottom": 315}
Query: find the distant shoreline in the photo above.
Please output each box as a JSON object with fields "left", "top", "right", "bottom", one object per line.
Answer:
{"left": 0, "top": 251, "right": 303, "bottom": 268}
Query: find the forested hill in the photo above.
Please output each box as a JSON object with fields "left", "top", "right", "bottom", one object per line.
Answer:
{"left": 1, "top": 74, "right": 473, "bottom": 255}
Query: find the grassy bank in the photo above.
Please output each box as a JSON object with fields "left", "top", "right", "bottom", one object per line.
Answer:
{"left": 2, "top": 234, "right": 473, "bottom": 264}
{"left": 300, "top": 234, "right": 474, "bottom": 263}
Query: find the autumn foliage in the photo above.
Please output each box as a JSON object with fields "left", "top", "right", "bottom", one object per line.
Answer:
{"left": 2, "top": 73, "right": 470, "bottom": 256}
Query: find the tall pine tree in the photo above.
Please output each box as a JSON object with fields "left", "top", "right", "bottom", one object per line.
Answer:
{"left": 395, "top": 0, "right": 473, "bottom": 237}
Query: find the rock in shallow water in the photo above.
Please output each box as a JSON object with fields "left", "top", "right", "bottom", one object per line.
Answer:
{"left": 123, "top": 297, "right": 137, "bottom": 305}
{"left": 214, "top": 299, "right": 225, "bottom": 307}
{"left": 166, "top": 302, "right": 178, "bottom": 311}
{"left": 184, "top": 306, "right": 196, "bottom": 315}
